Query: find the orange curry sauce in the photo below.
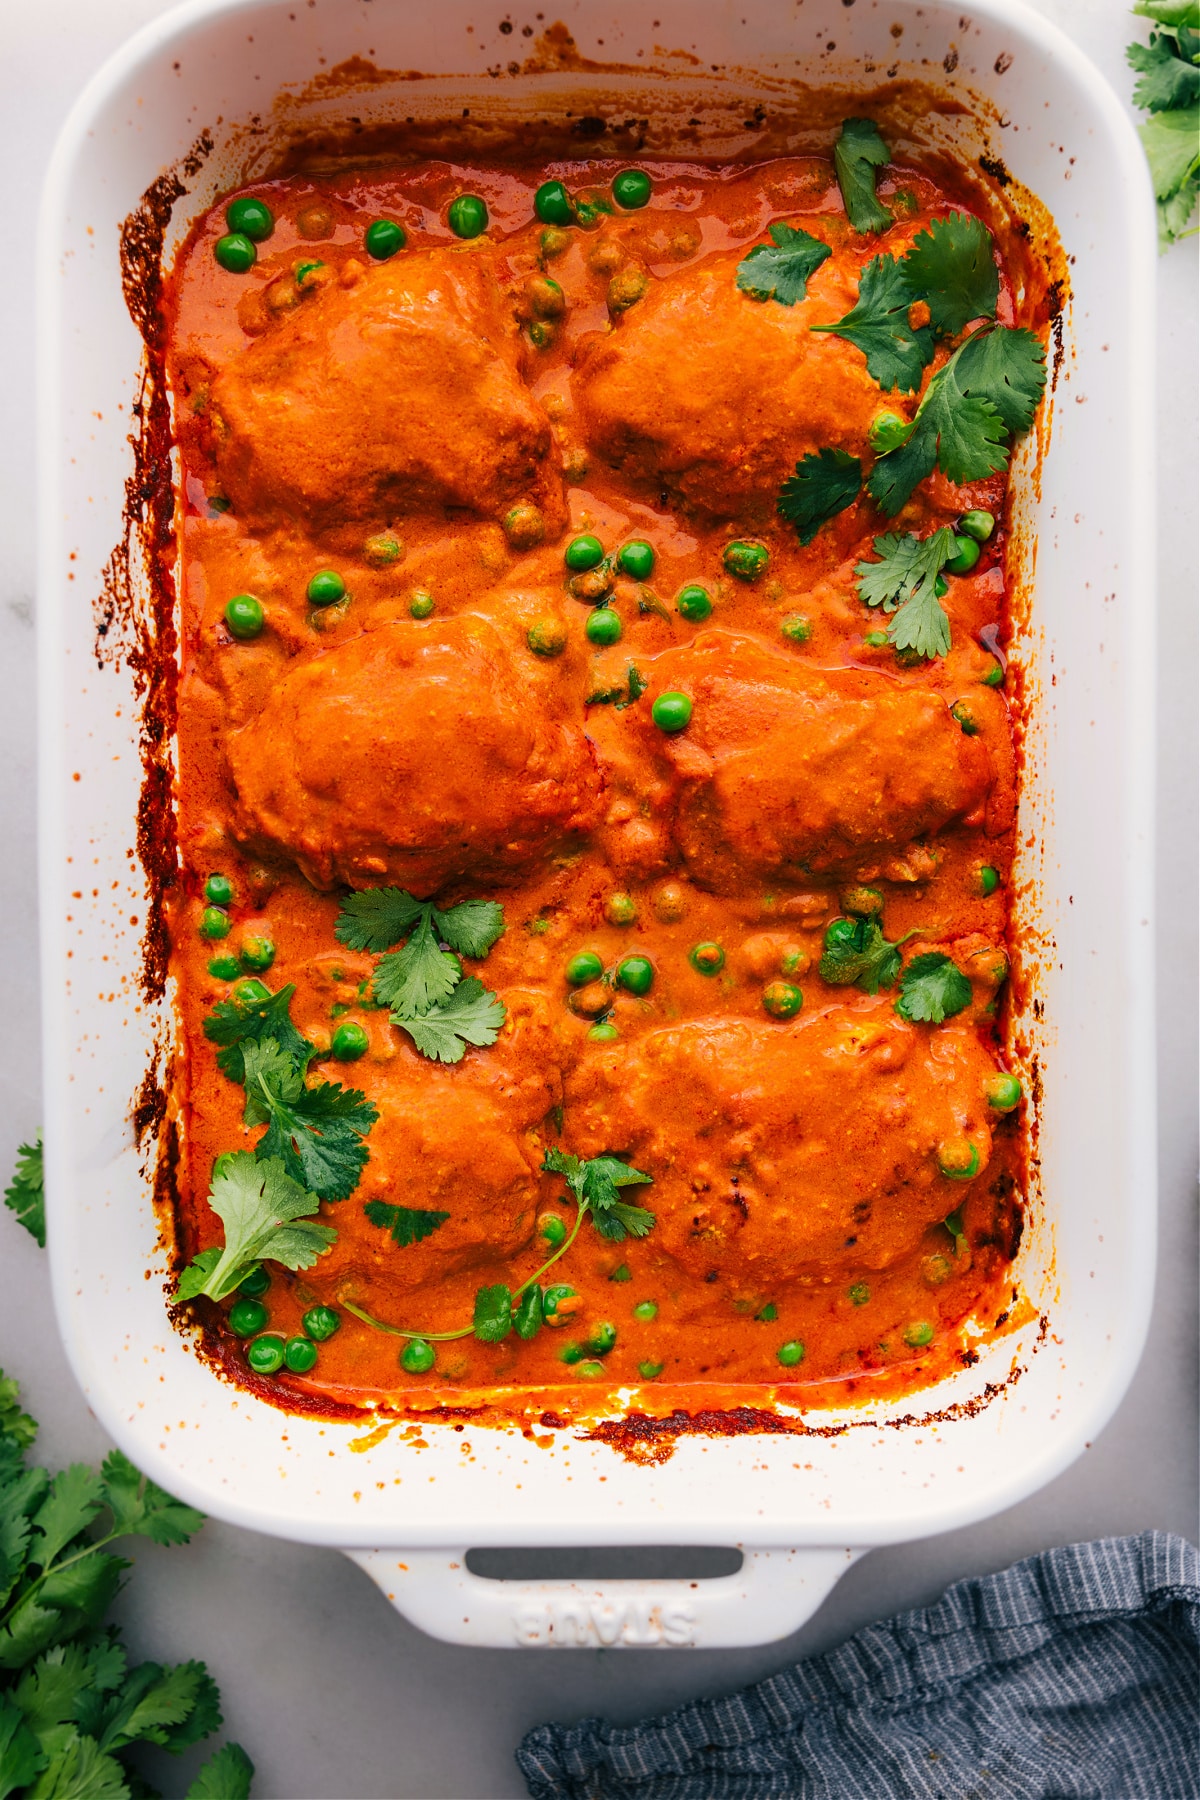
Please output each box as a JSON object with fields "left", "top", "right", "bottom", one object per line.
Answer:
{"left": 163, "top": 148, "right": 1036, "bottom": 1417}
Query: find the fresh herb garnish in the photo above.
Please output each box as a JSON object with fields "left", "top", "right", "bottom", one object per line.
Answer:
{"left": 834, "top": 118, "right": 892, "bottom": 234}
{"left": 735, "top": 222, "right": 832, "bottom": 305}
{"left": 0, "top": 1367, "right": 253, "bottom": 1798}
{"left": 202, "top": 984, "right": 313, "bottom": 1085}
{"left": 175, "top": 1152, "right": 335, "bottom": 1303}
{"left": 895, "top": 952, "right": 973, "bottom": 1024}
{"left": 471, "top": 1285, "right": 514, "bottom": 1344}
{"left": 900, "top": 212, "right": 999, "bottom": 337}
{"left": 241, "top": 1041, "right": 378, "bottom": 1201}
{"left": 541, "top": 1148, "right": 656, "bottom": 1243}
{"left": 855, "top": 526, "right": 957, "bottom": 660}
{"left": 777, "top": 448, "right": 863, "bottom": 543}
{"left": 335, "top": 888, "right": 505, "bottom": 959}
{"left": 591, "top": 664, "right": 650, "bottom": 709}
{"left": 4, "top": 1135, "right": 44, "bottom": 1248}
{"left": 1127, "top": 2, "right": 1200, "bottom": 244}
{"left": 810, "top": 252, "right": 934, "bottom": 392}
{"left": 819, "top": 917, "right": 921, "bottom": 993}
{"left": 388, "top": 977, "right": 507, "bottom": 1066}
{"left": 362, "top": 1201, "right": 450, "bottom": 1248}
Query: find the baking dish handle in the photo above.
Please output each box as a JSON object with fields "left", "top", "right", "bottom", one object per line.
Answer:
{"left": 347, "top": 1545, "right": 864, "bottom": 1648}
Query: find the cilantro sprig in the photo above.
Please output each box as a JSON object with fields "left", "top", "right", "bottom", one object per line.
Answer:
{"left": 202, "top": 984, "right": 313, "bottom": 1084}
{"left": 1127, "top": 2, "right": 1200, "bottom": 244}
{"left": 0, "top": 1369, "right": 252, "bottom": 1798}
{"left": 241, "top": 1041, "right": 378, "bottom": 1202}
{"left": 811, "top": 252, "right": 934, "bottom": 393}
{"left": 819, "top": 917, "right": 922, "bottom": 993}
{"left": 895, "top": 952, "right": 973, "bottom": 1024}
{"left": 855, "top": 526, "right": 957, "bottom": 660}
{"left": 362, "top": 1201, "right": 450, "bottom": 1248}
{"left": 736, "top": 222, "right": 832, "bottom": 305}
{"left": 341, "top": 1150, "right": 654, "bottom": 1353}
{"left": 175, "top": 1152, "right": 336, "bottom": 1303}
{"left": 334, "top": 887, "right": 507, "bottom": 1066}
{"left": 777, "top": 448, "right": 863, "bottom": 544}
{"left": 834, "top": 118, "right": 892, "bottom": 234}
{"left": 4, "top": 1136, "right": 44, "bottom": 1248}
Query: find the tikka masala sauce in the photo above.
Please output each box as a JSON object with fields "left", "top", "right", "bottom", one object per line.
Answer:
{"left": 164, "top": 144, "right": 1034, "bottom": 1417}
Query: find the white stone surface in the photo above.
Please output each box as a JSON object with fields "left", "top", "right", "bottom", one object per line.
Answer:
{"left": 1, "top": 2, "right": 1195, "bottom": 1795}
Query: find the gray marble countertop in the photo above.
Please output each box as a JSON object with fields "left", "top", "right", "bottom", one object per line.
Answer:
{"left": 2, "top": 2, "right": 1195, "bottom": 1795}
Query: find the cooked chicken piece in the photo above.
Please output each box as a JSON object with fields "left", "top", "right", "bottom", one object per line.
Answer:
{"left": 211, "top": 249, "right": 565, "bottom": 530}
{"left": 565, "top": 1003, "right": 1000, "bottom": 1283}
{"left": 574, "top": 251, "right": 881, "bottom": 519}
{"left": 628, "top": 632, "right": 993, "bottom": 892}
{"left": 227, "top": 614, "right": 601, "bottom": 893}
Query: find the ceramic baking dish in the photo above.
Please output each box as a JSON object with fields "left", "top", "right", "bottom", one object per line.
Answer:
{"left": 37, "top": 0, "right": 1156, "bottom": 1648}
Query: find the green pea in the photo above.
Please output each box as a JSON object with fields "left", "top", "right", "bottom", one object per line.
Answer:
{"left": 676, "top": 583, "right": 713, "bottom": 622}
{"left": 959, "top": 509, "right": 995, "bottom": 543}
{"left": 651, "top": 691, "right": 692, "bottom": 733}
{"left": 448, "top": 194, "right": 488, "bottom": 238}
{"left": 824, "top": 917, "right": 859, "bottom": 951}
{"left": 863, "top": 630, "right": 889, "bottom": 648}
{"left": 566, "top": 951, "right": 604, "bottom": 986}
{"left": 605, "top": 892, "right": 637, "bottom": 926}
{"left": 587, "top": 1022, "right": 620, "bottom": 1041}
{"left": 565, "top": 533, "right": 605, "bottom": 572}
{"left": 364, "top": 532, "right": 404, "bottom": 567}
{"left": 977, "top": 865, "right": 1000, "bottom": 897}
{"left": 576, "top": 1360, "right": 608, "bottom": 1379}
{"left": 233, "top": 978, "right": 271, "bottom": 1005}
{"left": 945, "top": 534, "right": 981, "bottom": 576}
{"left": 756, "top": 1302, "right": 778, "bottom": 1322}
{"left": 365, "top": 217, "right": 406, "bottom": 260}
{"left": 224, "top": 594, "right": 264, "bottom": 640}
{"left": 612, "top": 169, "right": 652, "bottom": 210}
{"left": 934, "top": 575, "right": 949, "bottom": 598}
{"left": 848, "top": 1281, "right": 870, "bottom": 1306}
{"left": 238, "top": 1265, "right": 270, "bottom": 1298}
{"left": 762, "top": 981, "right": 803, "bottom": 1019}
{"left": 247, "top": 1335, "right": 285, "bottom": 1375}
{"left": 543, "top": 1285, "right": 577, "bottom": 1319}
{"left": 632, "top": 1300, "right": 658, "bottom": 1321}
{"left": 616, "top": 955, "right": 654, "bottom": 996}
{"left": 504, "top": 501, "right": 546, "bottom": 547}
{"left": 534, "top": 179, "right": 574, "bottom": 226}
{"left": 207, "top": 955, "right": 241, "bottom": 981}
{"left": 284, "top": 1335, "right": 318, "bottom": 1374}
{"left": 541, "top": 225, "right": 570, "bottom": 258}
{"left": 559, "top": 1341, "right": 585, "bottom": 1365}
{"left": 226, "top": 196, "right": 274, "bottom": 241}
{"left": 229, "top": 1298, "right": 269, "bottom": 1337}
{"left": 868, "top": 411, "right": 912, "bottom": 453}
{"left": 205, "top": 873, "right": 234, "bottom": 906}
{"left": 409, "top": 589, "right": 435, "bottom": 620}
{"left": 540, "top": 1214, "right": 568, "bottom": 1247}
{"left": 723, "top": 540, "right": 769, "bottom": 582}
{"left": 618, "top": 541, "right": 655, "bottom": 580}
{"left": 937, "top": 1141, "right": 981, "bottom": 1181}
{"left": 527, "top": 618, "right": 567, "bottom": 657}
{"left": 781, "top": 615, "right": 812, "bottom": 645}
{"left": 200, "top": 907, "right": 230, "bottom": 941}
{"left": 638, "top": 1360, "right": 664, "bottom": 1379}
{"left": 302, "top": 1305, "right": 341, "bottom": 1342}
{"left": 401, "top": 1338, "right": 437, "bottom": 1374}
{"left": 985, "top": 1072, "right": 1023, "bottom": 1112}
{"left": 689, "top": 941, "right": 725, "bottom": 975}
{"left": 903, "top": 1320, "right": 935, "bottom": 1348}
{"left": 586, "top": 608, "right": 622, "bottom": 646}
{"left": 981, "top": 659, "right": 1005, "bottom": 687}
{"left": 587, "top": 1322, "right": 617, "bottom": 1354}
{"left": 307, "top": 569, "right": 346, "bottom": 607}
{"left": 574, "top": 191, "right": 613, "bottom": 229}
{"left": 239, "top": 935, "right": 275, "bottom": 972}
{"left": 951, "top": 700, "right": 981, "bottom": 736}
{"left": 841, "top": 885, "right": 884, "bottom": 918}
{"left": 776, "top": 1340, "right": 806, "bottom": 1367}
{"left": 295, "top": 260, "right": 325, "bottom": 287}
{"left": 609, "top": 1264, "right": 631, "bottom": 1283}
{"left": 528, "top": 319, "right": 556, "bottom": 350}
{"left": 214, "top": 232, "right": 256, "bottom": 273}
{"left": 331, "top": 1021, "right": 369, "bottom": 1061}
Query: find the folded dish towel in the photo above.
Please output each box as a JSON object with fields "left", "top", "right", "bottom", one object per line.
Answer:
{"left": 516, "top": 1532, "right": 1198, "bottom": 1800}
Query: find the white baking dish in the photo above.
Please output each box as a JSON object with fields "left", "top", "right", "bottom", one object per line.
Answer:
{"left": 37, "top": 0, "right": 1157, "bottom": 1649}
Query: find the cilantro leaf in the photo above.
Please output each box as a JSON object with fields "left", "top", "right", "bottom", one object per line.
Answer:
{"left": 5, "top": 1137, "right": 45, "bottom": 1248}
{"left": 372, "top": 914, "right": 461, "bottom": 1017}
{"left": 1128, "top": 35, "right": 1200, "bottom": 110}
{"left": 949, "top": 325, "right": 1047, "bottom": 438}
{"left": 1133, "top": 1, "right": 1200, "bottom": 28}
{"left": 541, "top": 1148, "right": 655, "bottom": 1242}
{"left": 243, "top": 1048, "right": 378, "bottom": 1202}
{"left": 855, "top": 527, "right": 956, "bottom": 660}
{"left": 895, "top": 952, "right": 973, "bottom": 1023}
{"left": 615, "top": 665, "right": 648, "bottom": 710}
{"left": 88, "top": 1658, "right": 210, "bottom": 1754}
{"left": 185, "top": 1742, "right": 255, "bottom": 1800}
{"left": 202, "top": 985, "right": 313, "bottom": 1085}
{"left": 735, "top": 222, "right": 832, "bottom": 305}
{"left": 98, "top": 1451, "right": 205, "bottom": 1547}
{"left": 819, "top": 918, "right": 907, "bottom": 993}
{"left": 810, "top": 254, "right": 934, "bottom": 393}
{"left": 174, "top": 1153, "right": 335, "bottom": 1303}
{"left": 1159, "top": 163, "right": 1200, "bottom": 242}
{"left": 911, "top": 382, "right": 1008, "bottom": 487}
{"left": 834, "top": 117, "right": 891, "bottom": 234}
{"left": 591, "top": 1202, "right": 657, "bottom": 1243}
{"left": 362, "top": 1201, "right": 450, "bottom": 1248}
{"left": 866, "top": 424, "right": 938, "bottom": 515}
{"left": 472, "top": 1285, "right": 512, "bottom": 1343}
{"left": 30, "top": 1468, "right": 105, "bottom": 1569}
{"left": 390, "top": 977, "right": 506, "bottom": 1065}
{"left": 21, "top": 1730, "right": 128, "bottom": 1800}
{"left": 900, "top": 213, "right": 999, "bottom": 337}
{"left": 1138, "top": 103, "right": 1200, "bottom": 202}
{"left": 0, "top": 1373, "right": 37, "bottom": 1453}
{"left": 333, "top": 887, "right": 424, "bottom": 952}
{"left": 577, "top": 1155, "right": 653, "bottom": 1212}
{"left": 777, "top": 448, "right": 863, "bottom": 543}
{"left": 435, "top": 899, "right": 506, "bottom": 959}
{"left": 0, "top": 1692, "right": 46, "bottom": 1793}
